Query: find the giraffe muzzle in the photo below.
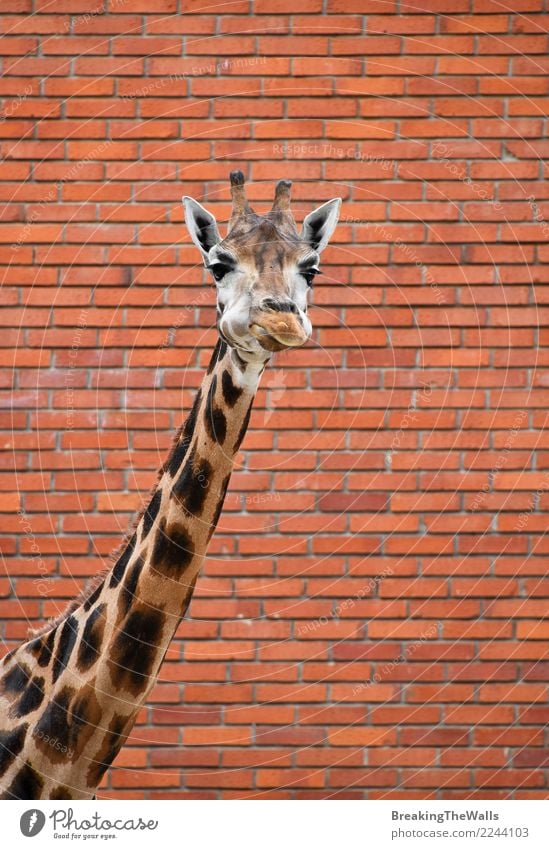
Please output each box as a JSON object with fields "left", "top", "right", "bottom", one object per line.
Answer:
{"left": 249, "top": 301, "right": 309, "bottom": 351}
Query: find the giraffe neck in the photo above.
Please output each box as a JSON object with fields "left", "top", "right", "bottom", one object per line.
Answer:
{"left": 0, "top": 339, "right": 268, "bottom": 800}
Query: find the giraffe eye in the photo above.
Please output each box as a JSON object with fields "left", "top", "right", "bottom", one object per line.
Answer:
{"left": 208, "top": 262, "right": 232, "bottom": 282}
{"left": 301, "top": 268, "right": 319, "bottom": 287}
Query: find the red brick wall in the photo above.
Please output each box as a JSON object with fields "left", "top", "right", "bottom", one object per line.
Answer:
{"left": 3, "top": 1, "right": 549, "bottom": 799}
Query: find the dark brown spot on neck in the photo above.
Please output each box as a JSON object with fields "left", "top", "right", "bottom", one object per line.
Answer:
{"left": 171, "top": 447, "right": 213, "bottom": 517}
{"left": 221, "top": 368, "right": 243, "bottom": 408}
{"left": 83, "top": 581, "right": 103, "bottom": 612}
{"left": 0, "top": 723, "right": 28, "bottom": 778}
{"left": 50, "top": 784, "right": 73, "bottom": 799}
{"left": 1, "top": 662, "right": 30, "bottom": 695}
{"left": 141, "top": 489, "right": 162, "bottom": 540}
{"left": 119, "top": 557, "right": 143, "bottom": 618}
{"left": 165, "top": 388, "right": 202, "bottom": 478}
{"left": 77, "top": 603, "right": 107, "bottom": 672}
{"left": 151, "top": 518, "right": 195, "bottom": 578}
{"left": 13, "top": 676, "right": 45, "bottom": 718}
{"left": 1, "top": 760, "right": 43, "bottom": 800}
{"left": 108, "top": 606, "right": 165, "bottom": 696}
{"left": 205, "top": 374, "right": 227, "bottom": 445}
{"left": 86, "top": 713, "right": 129, "bottom": 788}
{"left": 110, "top": 533, "right": 136, "bottom": 589}
{"left": 51, "top": 615, "right": 78, "bottom": 684}
{"left": 35, "top": 629, "right": 56, "bottom": 667}
{"left": 34, "top": 686, "right": 74, "bottom": 763}
{"left": 207, "top": 338, "right": 227, "bottom": 375}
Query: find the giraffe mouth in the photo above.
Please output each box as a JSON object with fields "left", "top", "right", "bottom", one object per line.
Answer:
{"left": 249, "top": 306, "right": 309, "bottom": 351}
{"left": 249, "top": 321, "right": 308, "bottom": 351}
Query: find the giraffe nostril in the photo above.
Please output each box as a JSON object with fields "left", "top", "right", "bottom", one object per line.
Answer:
{"left": 261, "top": 298, "right": 298, "bottom": 314}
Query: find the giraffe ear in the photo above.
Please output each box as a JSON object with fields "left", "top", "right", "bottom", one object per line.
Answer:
{"left": 183, "top": 196, "right": 221, "bottom": 261}
{"left": 301, "top": 198, "right": 341, "bottom": 253}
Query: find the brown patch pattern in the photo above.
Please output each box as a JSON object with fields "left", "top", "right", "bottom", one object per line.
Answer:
{"left": 108, "top": 605, "right": 165, "bottom": 696}
{"left": 151, "top": 518, "right": 195, "bottom": 578}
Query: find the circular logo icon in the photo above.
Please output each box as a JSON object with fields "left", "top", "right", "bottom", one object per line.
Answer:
{"left": 20, "top": 810, "right": 46, "bottom": 837}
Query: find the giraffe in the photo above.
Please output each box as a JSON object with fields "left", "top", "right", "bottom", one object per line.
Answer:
{"left": 0, "top": 172, "right": 341, "bottom": 800}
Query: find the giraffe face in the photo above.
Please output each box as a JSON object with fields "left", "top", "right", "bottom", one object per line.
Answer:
{"left": 208, "top": 220, "right": 318, "bottom": 355}
{"left": 183, "top": 176, "right": 341, "bottom": 356}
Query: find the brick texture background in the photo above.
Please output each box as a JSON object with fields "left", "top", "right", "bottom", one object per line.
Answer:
{"left": 3, "top": 0, "right": 549, "bottom": 799}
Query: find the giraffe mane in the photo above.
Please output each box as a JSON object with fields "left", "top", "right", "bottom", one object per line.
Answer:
{"left": 28, "top": 571, "right": 107, "bottom": 637}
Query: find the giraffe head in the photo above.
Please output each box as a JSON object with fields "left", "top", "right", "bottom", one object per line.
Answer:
{"left": 183, "top": 172, "right": 341, "bottom": 356}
